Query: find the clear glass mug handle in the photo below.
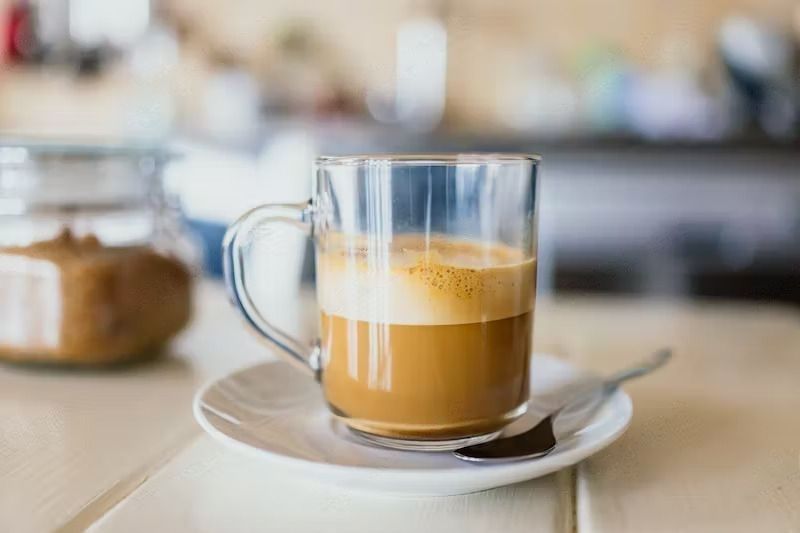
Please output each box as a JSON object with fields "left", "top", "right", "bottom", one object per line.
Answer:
{"left": 222, "top": 201, "right": 321, "bottom": 379}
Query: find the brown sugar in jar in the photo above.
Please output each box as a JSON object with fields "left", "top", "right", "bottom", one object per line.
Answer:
{"left": 0, "top": 230, "right": 192, "bottom": 365}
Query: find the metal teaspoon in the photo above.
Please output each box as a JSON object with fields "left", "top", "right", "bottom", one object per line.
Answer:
{"left": 453, "top": 348, "right": 672, "bottom": 463}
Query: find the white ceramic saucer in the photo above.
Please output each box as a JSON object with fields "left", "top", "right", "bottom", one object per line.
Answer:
{"left": 194, "top": 354, "right": 632, "bottom": 496}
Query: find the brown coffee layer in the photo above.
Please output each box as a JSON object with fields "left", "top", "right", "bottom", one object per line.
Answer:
{"left": 320, "top": 311, "right": 533, "bottom": 439}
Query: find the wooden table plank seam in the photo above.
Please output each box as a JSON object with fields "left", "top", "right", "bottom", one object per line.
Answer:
{"left": 569, "top": 467, "right": 578, "bottom": 533}
{"left": 55, "top": 427, "right": 201, "bottom": 532}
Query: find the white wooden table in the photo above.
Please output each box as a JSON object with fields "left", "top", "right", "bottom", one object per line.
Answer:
{"left": 2, "top": 282, "right": 798, "bottom": 533}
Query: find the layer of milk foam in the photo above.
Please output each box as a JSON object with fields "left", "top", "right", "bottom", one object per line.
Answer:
{"left": 317, "top": 235, "right": 536, "bottom": 325}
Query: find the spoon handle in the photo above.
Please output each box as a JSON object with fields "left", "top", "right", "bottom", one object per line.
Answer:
{"left": 553, "top": 348, "right": 672, "bottom": 439}
{"left": 602, "top": 348, "right": 672, "bottom": 391}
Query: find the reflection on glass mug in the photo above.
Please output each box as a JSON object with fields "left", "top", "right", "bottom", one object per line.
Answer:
{"left": 224, "top": 154, "right": 540, "bottom": 450}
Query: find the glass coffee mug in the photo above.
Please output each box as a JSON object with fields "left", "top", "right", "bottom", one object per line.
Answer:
{"left": 224, "top": 154, "right": 540, "bottom": 450}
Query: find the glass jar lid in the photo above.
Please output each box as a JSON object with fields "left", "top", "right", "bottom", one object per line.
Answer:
{"left": 0, "top": 140, "right": 176, "bottom": 216}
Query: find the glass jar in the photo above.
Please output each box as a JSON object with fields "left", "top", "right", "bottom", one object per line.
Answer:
{"left": 0, "top": 142, "right": 200, "bottom": 366}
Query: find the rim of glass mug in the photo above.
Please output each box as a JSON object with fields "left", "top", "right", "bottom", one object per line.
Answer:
{"left": 315, "top": 153, "right": 541, "bottom": 167}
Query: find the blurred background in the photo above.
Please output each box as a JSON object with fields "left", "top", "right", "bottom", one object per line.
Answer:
{"left": 1, "top": 0, "right": 799, "bottom": 304}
